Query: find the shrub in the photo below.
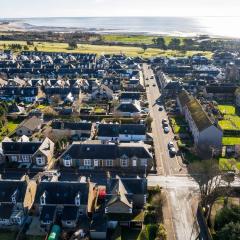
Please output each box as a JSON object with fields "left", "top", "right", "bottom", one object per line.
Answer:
{"left": 145, "top": 224, "right": 158, "bottom": 240}
{"left": 144, "top": 211, "right": 157, "bottom": 224}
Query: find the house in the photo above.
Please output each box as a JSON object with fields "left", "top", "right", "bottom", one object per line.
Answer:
{"left": 2, "top": 137, "right": 54, "bottom": 168}
{"left": 60, "top": 140, "right": 153, "bottom": 171}
{"left": 51, "top": 120, "right": 93, "bottom": 140}
{"left": 34, "top": 180, "right": 93, "bottom": 229}
{"left": 16, "top": 116, "right": 42, "bottom": 136}
{"left": 105, "top": 176, "right": 147, "bottom": 228}
{"left": 97, "top": 123, "right": 147, "bottom": 142}
{"left": 115, "top": 100, "right": 142, "bottom": 117}
{"left": 91, "top": 84, "right": 113, "bottom": 101}
{"left": 0, "top": 175, "right": 37, "bottom": 227}
{"left": 177, "top": 90, "right": 223, "bottom": 152}
{"left": 119, "top": 91, "right": 141, "bottom": 102}
{"left": 203, "top": 85, "right": 237, "bottom": 102}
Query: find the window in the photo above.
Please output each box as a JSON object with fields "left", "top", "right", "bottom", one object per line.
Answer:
{"left": 11, "top": 156, "right": 17, "bottom": 162}
{"left": 22, "top": 155, "right": 30, "bottom": 163}
{"left": 106, "top": 160, "right": 113, "bottom": 167}
{"left": 132, "top": 159, "right": 137, "bottom": 167}
{"left": 141, "top": 159, "right": 147, "bottom": 167}
{"left": 40, "top": 196, "right": 46, "bottom": 205}
{"left": 121, "top": 159, "right": 128, "bottom": 167}
{"left": 84, "top": 159, "right": 91, "bottom": 166}
{"left": 11, "top": 197, "right": 16, "bottom": 204}
{"left": 94, "top": 160, "right": 98, "bottom": 167}
{"left": 66, "top": 221, "right": 72, "bottom": 225}
{"left": 64, "top": 159, "right": 72, "bottom": 167}
{"left": 36, "top": 157, "right": 44, "bottom": 166}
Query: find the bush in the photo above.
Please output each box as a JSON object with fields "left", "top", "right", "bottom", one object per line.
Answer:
{"left": 156, "top": 224, "right": 167, "bottom": 240}
{"left": 144, "top": 211, "right": 157, "bottom": 224}
{"left": 215, "top": 205, "right": 240, "bottom": 231}
{"left": 145, "top": 224, "right": 158, "bottom": 240}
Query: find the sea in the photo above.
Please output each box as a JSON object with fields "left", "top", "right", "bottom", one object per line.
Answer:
{"left": 5, "top": 17, "right": 240, "bottom": 39}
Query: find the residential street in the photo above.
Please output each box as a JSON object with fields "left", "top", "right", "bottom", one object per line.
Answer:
{"left": 143, "top": 64, "right": 200, "bottom": 240}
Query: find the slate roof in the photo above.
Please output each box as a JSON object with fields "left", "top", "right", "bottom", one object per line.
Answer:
{"left": 0, "top": 204, "right": 14, "bottom": 219}
{"left": 61, "top": 206, "right": 79, "bottom": 221}
{"left": 40, "top": 206, "right": 56, "bottom": 222}
{"left": 119, "top": 92, "right": 141, "bottom": 100}
{"left": 17, "top": 116, "right": 42, "bottom": 131}
{"left": 35, "top": 182, "right": 89, "bottom": 205}
{"left": 51, "top": 121, "right": 92, "bottom": 131}
{"left": 186, "top": 98, "right": 213, "bottom": 132}
{"left": 116, "top": 102, "right": 141, "bottom": 113}
{"left": 0, "top": 180, "right": 27, "bottom": 203}
{"left": 177, "top": 89, "right": 194, "bottom": 107}
{"left": 2, "top": 141, "right": 42, "bottom": 155}
{"left": 61, "top": 142, "right": 152, "bottom": 160}
{"left": 206, "top": 85, "right": 237, "bottom": 94}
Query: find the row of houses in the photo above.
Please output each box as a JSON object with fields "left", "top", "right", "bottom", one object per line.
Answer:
{"left": 0, "top": 174, "right": 147, "bottom": 239}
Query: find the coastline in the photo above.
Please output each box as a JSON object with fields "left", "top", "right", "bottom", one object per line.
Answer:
{"left": 0, "top": 19, "right": 239, "bottom": 40}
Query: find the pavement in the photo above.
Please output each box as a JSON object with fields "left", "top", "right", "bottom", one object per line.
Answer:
{"left": 143, "top": 64, "right": 200, "bottom": 240}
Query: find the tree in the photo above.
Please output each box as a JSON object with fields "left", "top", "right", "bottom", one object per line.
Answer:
{"left": 34, "top": 46, "right": 38, "bottom": 51}
{"left": 217, "top": 222, "right": 240, "bottom": 240}
{"left": 168, "top": 38, "right": 181, "bottom": 50}
{"left": 24, "top": 45, "right": 29, "bottom": 51}
{"left": 156, "top": 224, "right": 167, "bottom": 240}
{"left": 145, "top": 116, "right": 153, "bottom": 131}
{"left": 183, "top": 38, "right": 195, "bottom": 50}
{"left": 68, "top": 41, "right": 78, "bottom": 49}
{"left": 153, "top": 37, "right": 166, "bottom": 49}
{"left": 141, "top": 44, "right": 148, "bottom": 52}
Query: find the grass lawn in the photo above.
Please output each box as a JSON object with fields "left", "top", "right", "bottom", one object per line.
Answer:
{"left": 219, "top": 158, "right": 240, "bottom": 171}
{"left": 0, "top": 40, "right": 213, "bottom": 58}
{"left": 218, "top": 105, "right": 236, "bottom": 115}
{"left": 222, "top": 136, "right": 240, "bottom": 145}
{"left": 0, "top": 231, "right": 17, "bottom": 240}
{"left": 36, "top": 104, "right": 48, "bottom": 109}
{"left": 218, "top": 115, "right": 240, "bottom": 131}
{"left": 0, "top": 120, "right": 20, "bottom": 140}
{"left": 170, "top": 116, "right": 188, "bottom": 134}
{"left": 102, "top": 34, "right": 185, "bottom": 45}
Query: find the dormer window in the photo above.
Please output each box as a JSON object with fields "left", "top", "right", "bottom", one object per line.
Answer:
{"left": 11, "top": 189, "right": 18, "bottom": 204}
{"left": 40, "top": 191, "right": 47, "bottom": 205}
{"left": 75, "top": 192, "right": 81, "bottom": 206}
{"left": 64, "top": 155, "right": 72, "bottom": 167}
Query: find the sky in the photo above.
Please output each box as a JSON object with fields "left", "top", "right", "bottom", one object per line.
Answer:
{"left": 1, "top": 0, "right": 240, "bottom": 18}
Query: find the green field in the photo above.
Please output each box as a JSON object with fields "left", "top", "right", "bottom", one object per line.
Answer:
{"left": 170, "top": 116, "right": 188, "bottom": 134}
{"left": 0, "top": 40, "right": 213, "bottom": 58}
{"left": 219, "top": 158, "right": 240, "bottom": 171}
{"left": 218, "top": 115, "right": 240, "bottom": 131}
{"left": 218, "top": 105, "right": 236, "bottom": 115}
{"left": 102, "top": 34, "right": 184, "bottom": 45}
{"left": 222, "top": 137, "right": 240, "bottom": 145}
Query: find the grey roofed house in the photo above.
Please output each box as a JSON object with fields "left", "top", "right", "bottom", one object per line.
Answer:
{"left": 51, "top": 121, "right": 92, "bottom": 131}
{"left": 35, "top": 182, "right": 89, "bottom": 205}
{"left": 2, "top": 141, "right": 42, "bottom": 155}
{"left": 98, "top": 123, "right": 146, "bottom": 138}
{"left": 16, "top": 116, "right": 42, "bottom": 135}
{"left": 61, "top": 141, "right": 152, "bottom": 160}
{"left": 119, "top": 92, "right": 141, "bottom": 101}
{"left": 0, "top": 180, "right": 27, "bottom": 203}
{"left": 116, "top": 102, "right": 141, "bottom": 113}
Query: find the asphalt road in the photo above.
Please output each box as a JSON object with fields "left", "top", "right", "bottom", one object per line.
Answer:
{"left": 143, "top": 64, "right": 186, "bottom": 176}
{"left": 143, "top": 64, "right": 200, "bottom": 240}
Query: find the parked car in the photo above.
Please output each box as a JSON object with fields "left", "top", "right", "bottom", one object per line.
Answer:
{"left": 163, "top": 122, "right": 168, "bottom": 128}
{"left": 168, "top": 141, "right": 174, "bottom": 149}
{"left": 164, "top": 127, "right": 170, "bottom": 133}
{"left": 159, "top": 106, "right": 163, "bottom": 111}
{"left": 169, "top": 147, "right": 177, "bottom": 156}
{"left": 152, "top": 84, "right": 156, "bottom": 86}
{"left": 162, "top": 119, "right": 167, "bottom": 124}
{"left": 150, "top": 75, "right": 154, "bottom": 79}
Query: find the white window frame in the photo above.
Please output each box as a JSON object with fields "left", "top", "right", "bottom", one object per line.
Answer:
{"left": 22, "top": 155, "right": 30, "bottom": 163}
{"left": 106, "top": 159, "right": 113, "bottom": 167}
{"left": 36, "top": 157, "right": 44, "bottom": 166}
{"left": 40, "top": 196, "right": 46, "bottom": 206}
{"left": 11, "top": 156, "right": 17, "bottom": 162}
{"left": 132, "top": 159, "right": 137, "bottom": 167}
{"left": 141, "top": 159, "right": 147, "bottom": 167}
{"left": 84, "top": 159, "right": 91, "bottom": 167}
{"left": 64, "top": 159, "right": 72, "bottom": 167}
{"left": 94, "top": 159, "right": 99, "bottom": 167}
{"left": 121, "top": 159, "right": 128, "bottom": 167}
